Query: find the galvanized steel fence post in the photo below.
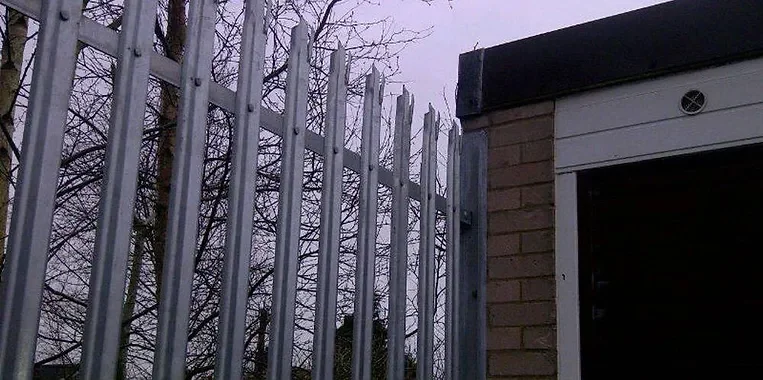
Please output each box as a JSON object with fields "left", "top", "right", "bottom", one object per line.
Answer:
{"left": 80, "top": 0, "right": 157, "bottom": 378}
{"left": 0, "top": 0, "right": 471, "bottom": 378}
{"left": 215, "top": 0, "right": 268, "bottom": 378}
{"left": 417, "top": 106, "right": 439, "bottom": 380}
{"left": 312, "top": 45, "right": 348, "bottom": 380}
{"left": 152, "top": 1, "right": 218, "bottom": 378}
{"left": 352, "top": 67, "right": 384, "bottom": 380}
{"left": 267, "top": 21, "right": 311, "bottom": 380}
{"left": 0, "top": 1, "right": 82, "bottom": 377}
{"left": 388, "top": 87, "right": 414, "bottom": 380}
{"left": 446, "top": 124, "right": 462, "bottom": 380}
{"left": 458, "top": 130, "right": 488, "bottom": 380}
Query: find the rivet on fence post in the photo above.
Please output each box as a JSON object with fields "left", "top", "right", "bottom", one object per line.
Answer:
{"left": 60, "top": 10, "right": 70, "bottom": 21}
{"left": 294, "top": 128, "right": 300, "bottom": 135}
{"left": 333, "top": 147, "right": 339, "bottom": 154}
{"left": 194, "top": 77, "right": 202, "bottom": 87}
{"left": 134, "top": 48, "right": 143, "bottom": 58}
{"left": 248, "top": 103, "right": 255, "bottom": 113}
{"left": 369, "top": 164, "right": 375, "bottom": 172}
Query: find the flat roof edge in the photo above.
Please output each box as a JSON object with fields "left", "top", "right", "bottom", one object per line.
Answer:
{"left": 456, "top": 0, "right": 763, "bottom": 118}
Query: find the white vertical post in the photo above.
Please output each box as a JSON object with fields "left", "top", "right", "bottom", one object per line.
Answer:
{"left": 152, "top": 0, "right": 217, "bottom": 378}
{"left": 0, "top": 1, "right": 81, "bottom": 377}
{"left": 351, "top": 67, "right": 383, "bottom": 380}
{"left": 80, "top": 0, "right": 157, "bottom": 379}
{"left": 417, "top": 105, "right": 439, "bottom": 380}
{"left": 215, "top": 0, "right": 267, "bottom": 378}
{"left": 267, "top": 21, "right": 310, "bottom": 380}
{"left": 556, "top": 172, "right": 582, "bottom": 380}
{"left": 312, "top": 44, "right": 347, "bottom": 380}
{"left": 387, "top": 87, "right": 414, "bottom": 380}
{"left": 445, "top": 124, "right": 462, "bottom": 380}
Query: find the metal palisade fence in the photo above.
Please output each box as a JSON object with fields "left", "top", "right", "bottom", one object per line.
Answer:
{"left": 0, "top": 0, "right": 486, "bottom": 379}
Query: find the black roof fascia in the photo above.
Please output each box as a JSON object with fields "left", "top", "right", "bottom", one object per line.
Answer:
{"left": 456, "top": 0, "right": 763, "bottom": 118}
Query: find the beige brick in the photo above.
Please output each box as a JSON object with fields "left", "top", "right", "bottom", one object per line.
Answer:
{"left": 489, "top": 117, "right": 553, "bottom": 148}
{"left": 486, "top": 327, "right": 521, "bottom": 350}
{"left": 489, "top": 145, "right": 522, "bottom": 169}
{"left": 521, "top": 183, "right": 554, "bottom": 207}
{"left": 523, "top": 326, "right": 556, "bottom": 349}
{"left": 489, "top": 208, "right": 553, "bottom": 234}
{"left": 489, "top": 254, "right": 554, "bottom": 280}
{"left": 489, "top": 161, "right": 553, "bottom": 189}
{"left": 487, "top": 280, "right": 521, "bottom": 303}
{"left": 521, "top": 277, "right": 555, "bottom": 301}
{"left": 521, "top": 139, "right": 553, "bottom": 163}
{"left": 488, "top": 189, "right": 521, "bottom": 212}
{"left": 488, "top": 234, "right": 521, "bottom": 257}
{"left": 489, "top": 302, "right": 556, "bottom": 327}
{"left": 521, "top": 230, "right": 554, "bottom": 253}
{"left": 488, "top": 101, "right": 555, "bottom": 125}
{"left": 489, "top": 350, "right": 556, "bottom": 376}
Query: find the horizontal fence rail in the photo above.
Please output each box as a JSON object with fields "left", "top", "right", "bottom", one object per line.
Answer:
{"left": 0, "top": 0, "right": 470, "bottom": 379}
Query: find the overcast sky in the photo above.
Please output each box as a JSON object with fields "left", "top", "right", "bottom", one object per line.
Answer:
{"left": 355, "top": 0, "right": 671, "bottom": 122}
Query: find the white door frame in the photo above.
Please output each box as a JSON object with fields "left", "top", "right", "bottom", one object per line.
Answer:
{"left": 554, "top": 57, "right": 763, "bottom": 379}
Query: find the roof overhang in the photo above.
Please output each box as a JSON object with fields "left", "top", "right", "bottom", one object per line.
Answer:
{"left": 456, "top": 0, "right": 763, "bottom": 117}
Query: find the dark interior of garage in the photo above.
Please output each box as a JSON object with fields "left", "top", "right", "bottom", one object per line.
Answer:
{"left": 578, "top": 143, "right": 763, "bottom": 378}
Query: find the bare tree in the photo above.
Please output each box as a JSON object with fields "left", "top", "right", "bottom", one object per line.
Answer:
{"left": 0, "top": 0, "right": 452, "bottom": 378}
{"left": 0, "top": 8, "right": 27, "bottom": 278}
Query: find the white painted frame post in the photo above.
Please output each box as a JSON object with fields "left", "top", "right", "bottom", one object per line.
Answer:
{"left": 555, "top": 172, "right": 581, "bottom": 380}
{"left": 554, "top": 58, "right": 763, "bottom": 378}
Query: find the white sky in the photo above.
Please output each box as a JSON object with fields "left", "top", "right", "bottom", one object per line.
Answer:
{"left": 356, "top": 0, "right": 671, "bottom": 121}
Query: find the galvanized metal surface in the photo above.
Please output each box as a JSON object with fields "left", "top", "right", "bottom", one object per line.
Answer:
{"left": 458, "top": 130, "right": 488, "bottom": 380}
{"left": 152, "top": 1, "right": 218, "bottom": 378}
{"left": 352, "top": 67, "right": 384, "bottom": 380}
{"left": 445, "top": 125, "right": 462, "bottom": 380}
{"left": 0, "top": 1, "right": 82, "bottom": 378}
{"left": 417, "top": 106, "right": 439, "bottom": 380}
{"left": 80, "top": 0, "right": 157, "bottom": 378}
{"left": 0, "top": 1, "right": 476, "bottom": 378}
{"left": 267, "top": 21, "right": 311, "bottom": 380}
{"left": 0, "top": 0, "right": 447, "bottom": 214}
{"left": 387, "top": 88, "right": 414, "bottom": 380}
{"left": 312, "top": 45, "right": 348, "bottom": 380}
{"left": 214, "top": 0, "right": 268, "bottom": 378}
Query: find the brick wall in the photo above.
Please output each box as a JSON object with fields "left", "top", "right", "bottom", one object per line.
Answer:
{"left": 463, "top": 102, "right": 557, "bottom": 380}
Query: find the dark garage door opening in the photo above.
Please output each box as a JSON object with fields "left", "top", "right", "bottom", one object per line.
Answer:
{"left": 578, "top": 144, "right": 763, "bottom": 379}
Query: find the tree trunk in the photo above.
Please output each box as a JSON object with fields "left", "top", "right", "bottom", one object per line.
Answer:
{"left": 0, "top": 9, "right": 28, "bottom": 278}
{"left": 153, "top": 0, "right": 186, "bottom": 291}
{"left": 116, "top": 222, "right": 147, "bottom": 380}
{"left": 254, "top": 310, "right": 269, "bottom": 379}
